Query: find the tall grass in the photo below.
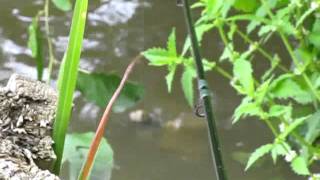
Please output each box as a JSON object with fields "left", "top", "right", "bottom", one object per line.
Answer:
{"left": 52, "top": 0, "right": 88, "bottom": 174}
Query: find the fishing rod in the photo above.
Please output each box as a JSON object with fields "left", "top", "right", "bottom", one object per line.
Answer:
{"left": 179, "top": 0, "right": 227, "bottom": 179}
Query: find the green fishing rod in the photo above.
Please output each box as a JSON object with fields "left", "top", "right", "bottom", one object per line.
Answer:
{"left": 179, "top": 0, "right": 227, "bottom": 179}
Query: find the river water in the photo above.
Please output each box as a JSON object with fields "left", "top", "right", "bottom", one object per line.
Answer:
{"left": 0, "top": 0, "right": 300, "bottom": 179}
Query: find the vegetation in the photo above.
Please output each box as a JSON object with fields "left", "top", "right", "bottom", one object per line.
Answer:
{"left": 143, "top": 0, "right": 320, "bottom": 179}
{"left": 19, "top": 0, "right": 320, "bottom": 179}
{"left": 26, "top": 0, "right": 143, "bottom": 179}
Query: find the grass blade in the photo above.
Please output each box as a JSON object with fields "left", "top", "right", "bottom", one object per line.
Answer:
{"left": 52, "top": 0, "right": 88, "bottom": 174}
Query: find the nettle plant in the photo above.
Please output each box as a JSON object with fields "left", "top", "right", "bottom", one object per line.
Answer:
{"left": 143, "top": 0, "right": 320, "bottom": 178}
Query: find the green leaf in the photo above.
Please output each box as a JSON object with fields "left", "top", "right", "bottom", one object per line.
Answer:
{"left": 278, "top": 116, "right": 310, "bottom": 140}
{"left": 233, "top": 0, "right": 259, "bottom": 12}
{"left": 143, "top": 48, "right": 177, "bottom": 66}
{"left": 77, "top": 71, "right": 144, "bottom": 113}
{"left": 53, "top": 0, "right": 88, "bottom": 173}
{"left": 52, "top": 0, "right": 72, "bottom": 11}
{"left": 62, "top": 132, "right": 113, "bottom": 180}
{"left": 245, "top": 144, "right": 273, "bottom": 170}
{"left": 308, "top": 19, "right": 320, "bottom": 49}
{"left": 290, "top": 156, "right": 310, "bottom": 176}
{"left": 28, "top": 16, "right": 43, "bottom": 81}
{"left": 165, "top": 64, "right": 177, "bottom": 93}
{"left": 305, "top": 111, "right": 320, "bottom": 144}
{"left": 167, "top": 28, "right": 177, "bottom": 57}
{"left": 233, "top": 58, "right": 254, "bottom": 95}
{"left": 271, "top": 142, "right": 290, "bottom": 163}
{"left": 181, "top": 65, "right": 196, "bottom": 107}
{"left": 268, "top": 104, "right": 292, "bottom": 119}
{"left": 233, "top": 97, "right": 262, "bottom": 123}
{"left": 270, "top": 75, "right": 313, "bottom": 104}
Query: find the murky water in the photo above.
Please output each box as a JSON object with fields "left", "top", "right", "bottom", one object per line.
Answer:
{"left": 0, "top": 0, "right": 301, "bottom": 179}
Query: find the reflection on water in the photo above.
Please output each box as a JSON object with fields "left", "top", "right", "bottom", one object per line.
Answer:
{"left": 0, "top": 0, "right": 300, "bottom": 179}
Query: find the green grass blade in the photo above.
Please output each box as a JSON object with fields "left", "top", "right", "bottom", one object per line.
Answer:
{"left": 53, "top": 0, "right": 88, "bottom": 174}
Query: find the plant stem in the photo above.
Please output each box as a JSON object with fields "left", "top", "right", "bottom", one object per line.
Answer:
{"left": 44, "top": 0, "right": 56, "bottom": 84}
{"left": 233, "top": 27, "right": 288, "bottom": 72}
{"left": 182, "top": 0, "right": 227, "bottom": 179}
{"left": 79, "top": 55, "right": 141, "bottom": 180}
{"left": 279, "top": 33, "right": 320, "bottom": 102}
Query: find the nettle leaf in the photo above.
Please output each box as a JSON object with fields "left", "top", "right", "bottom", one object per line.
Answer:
{"left": 233, "top": 58, "right": 255, "bottom": 96}
{"left": 165, "top": 64, "right": 177, "bottom": 92}
{"left": 308, "top": 19, "right": 320, "bottom": 49}
{"left": 305, "top": 111, "right": 320, "bottom": 144}
{"left": 233, "top": 0, "right": 259, "bottom": 12}
{"left": 270, "top": 75, "right": 313, "bottom": 104}
{"left": 181, "top": 65, "right": 197, "bottom": 107}
{"left": 290, "top": 156, "right": 310, "bottom": 176}
{"left": 62, "top": 132, "right": 113, "bottom": 180}
{"left": 268, "top": 104, "right": 292, "bottom": 119}
{"left": 77, "top": 71, "right": 144, "bottom": 113}
{"left": 278, "top": 115, "right": 310, "bottom": 140}
{"left": 28, "top": 16, "right": 43, "bottom": 81}
{"left": 52, "top": 0, "right": 72, "bottom": 11}
{"left": 271, "top": 142, "right": 290, "bottom": 163}
{"left": 220, "top": 43, "right": 234, "bottom": 62}
{"left": 143, "top": 48, "right": 177, "bottom": 66}
{"left": 233, "top": 97, "right": 261, "bottom": 123}
{"left": 167, "top": 28, "right": 177, "bottom": 56}
{"left": 255, "top": 78, "right": 272, "bottom": 104}
{"left": 245, "top": 144, "right": 273, "bottom": 170}
{"left": 181, "top": 66, "right": 196, "bottom": 107}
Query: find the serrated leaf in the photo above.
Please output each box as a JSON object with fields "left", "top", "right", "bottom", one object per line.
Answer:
{"left": 62, "top": 132, "right": 113, "bottom": 180}
{"left": 28, "top": 16, "right": 43, "bottom": 80}
{"left": 290, "top": 156, "right": 310, "bottom": 176}
{"left": 233, "top": 58, "right": 254, "bottom": 95}
{"left": 52, "top": 0, "right": 72, "bottom": 11}
{"left": 245, "top": 144, "right": 273, "bottom": 170}
{"left": 233, "top": 97, "right": 261, "bottom": 123}
{"left": 305, "top": 111, "right": 320, "bottom": 144}
{"left": 233, "top": 0, "right": 259, "bottom": 12}
{"left": 77, "top": 71, "right": 144, "bottom": 113}
{"left": 181, "top": 65, "right": 196, "bottom": 107}
{"left": 271, "top": 142, "right": 290, "bottom": 163}
{"left": 143, "top": 48, "right": 177, "bottom": 66}
{"left": 278, "top": 116, "right": 310, "bottom": 140}
{"left": 270, "top": 75, "right": 313, "bottom": 104}
{"left": 269, "top": 104, "right": 292, "bottom": 119}
{"left": 165, "top": 64, "right": 177, "bottom": 92}
{"left": 167, "top": 28, "right": 177, "bottom": 56}
{"left": 220, "top": 43, "right": 234, "bottom": 62}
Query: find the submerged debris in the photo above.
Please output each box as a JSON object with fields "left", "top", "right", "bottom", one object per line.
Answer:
{"left": 0, "top": 74, "right": 59, "bottom": 179}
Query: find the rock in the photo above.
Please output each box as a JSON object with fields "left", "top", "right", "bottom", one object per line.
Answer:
{"left": 0, "top": 74, "right": 59, "bottom": 179}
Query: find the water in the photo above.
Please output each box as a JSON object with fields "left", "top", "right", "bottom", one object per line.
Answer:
{"left": 0, "top": 0, "right": 300, "bottom": 179}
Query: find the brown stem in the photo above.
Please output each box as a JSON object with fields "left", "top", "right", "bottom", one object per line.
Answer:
{"left": 79, "top": 54, "right": 142, "bottom": 179}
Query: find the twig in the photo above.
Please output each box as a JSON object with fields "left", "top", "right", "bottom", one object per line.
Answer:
{"left": 78, "top": 55, "right": 141, "bottom": 180}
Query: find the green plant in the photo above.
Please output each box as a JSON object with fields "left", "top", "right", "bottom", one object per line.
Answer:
{"left": 143, "top": 0, "right": 320, "bottom": 178}
{"left": 26, "top": 0, "right": 144, "bottom": 177}
{"left": 52, "top": 0, "right": 88, "bottom": 174}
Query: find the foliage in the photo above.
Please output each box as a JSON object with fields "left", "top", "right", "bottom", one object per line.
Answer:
{"left": 25, "top": 0, "right": 144, "bottom": 177}
{"left": 52, "top": 0, "right": 88, "bottom": 173}
{"left": 62, "top": 132, "right": 113, "bottom": 180}
{"left": 143, "top": 0, "right": 320, "bottom": 178}
{"left": 77, "top": 71, "right": 144, "bottom": 113}
{"left": 28, "top": 15, "right": 43, "bottom": 81}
